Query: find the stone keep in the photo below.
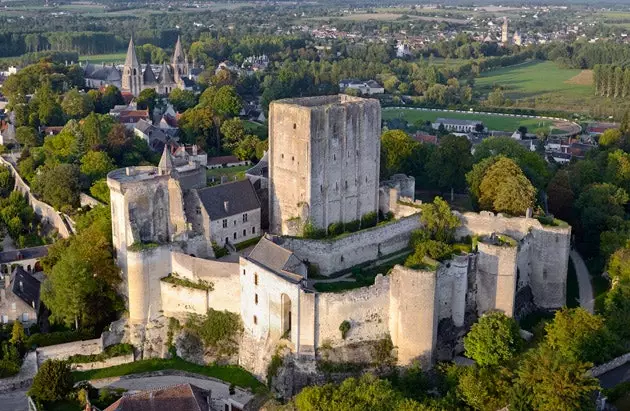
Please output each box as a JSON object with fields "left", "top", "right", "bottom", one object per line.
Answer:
{"left": 268, "top": 95, "right": 381, "bottom": 235}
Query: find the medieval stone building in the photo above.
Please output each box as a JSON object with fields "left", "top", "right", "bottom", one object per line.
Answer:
{"left": 106, "top": 95, "right": 571, "bottom": 394}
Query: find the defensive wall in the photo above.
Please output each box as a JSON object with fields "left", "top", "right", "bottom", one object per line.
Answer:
{"left": 275, "top": 214, "right": 421, "bottom": 276}
{"left": 0, "top": 156, "right": 72, "bottom": 238}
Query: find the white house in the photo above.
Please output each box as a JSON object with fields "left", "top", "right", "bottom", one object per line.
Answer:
{"left": 432, "top": 118, "right": 484, "bottom": 133}
{"left": 339, "top": 79, "right": 385, "bottom": 95}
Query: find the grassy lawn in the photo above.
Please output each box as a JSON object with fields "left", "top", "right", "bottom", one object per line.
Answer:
{"left": 207, "top": 165, "right": 250, "bottom": 185}
{"left": 243, "top": 120, "right": 268, "bottom": 139}
{"left": 73, "top": 357, "right": 263, "bottom": 390}
{"left": 79, "top": 52, "right": 126, "bottom": 64}
{"left": 314, "top": 253, "right": 410, "bottom": 293}
{"left": 383, "top": 107, "right": 560, "bottom": 133}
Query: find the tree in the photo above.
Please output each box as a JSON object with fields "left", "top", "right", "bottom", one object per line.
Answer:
{"left": 419, "top": 197, "right": 460, "bottom": 243}
{"left": 15, "top": 126, "right": 40, "bottom": 148}
{"left": 178, "top": 106, "right": 216, "bottom": 150}
{"left": 220, "top": 117, "right": 246, "bottom": 152}
{"left": 607, "top": 246, "right": 630, "bottom": 284}
{"left": 426, "top": 135, "right": 472, "bottom": 195}
{"left": 136, "top": 88, "right": 158, "bottom": 114}
{"left": 544, "top": 307, "right": 619, "bottom": 365}
{"left": 9, "top": 321, "right": 26, "bottom": 347}
{"left": 211, "top": 85, "right": 243, "bottom": 118}
{"left": 478, "top": 157, "right": 536, "bottom": 216}
{"left": 168, "top": 89, "right": 197, "bottom": 112}
{"left": 516, "top": 346, "right": 599, "bottom": 411}
{"left": 294, "top": 374, "right": 416, "bottom": 411}
{"left": 234, "top": 135, "right": 262, "bottom": 161}
{"left": 61, "top": 88, "right": 93, "bottom": 119}
{"left": 81, "top": 113, "right": 115, "bottom": 149}
{"left": 605, "top": 149, "right": 630, "bottom": 193}
{"left": 464, "top": 311, "right": 521, "bottom": 367}
{"left": 41, "top": 206, "right": 121, "bottom": 329}
{"left": 466, "top": 156, "right": 500, "bottom": 208}
{"left": 546, "top": 170, "right": 574, "bottom": 221}
{"left": 101, "top": 85, "right": 124, "bottom": 113}
{"left": 599, "top": 128, "right": 622, "bottom": 147}
{"left": 604, "top": 284, "right": 630, "bottom": 340}
{"left": 457, "top": 365, "right": 513, "bottom": 411}
{"left": 28, "top": 359, "right": 74, "bottom": 402}
{"left": 90, "top": 179, "right": 110, "bottom": 204}
{"left": 32, "top": 163, "right": 81, "bottom": 211}
{"left": 487, "top": 88, "right": 506, "bottom": 106}
{"left": 33, "top": 82, "right": 63, "bottom": 126}
{"left": 80, "top": 150, "right": 116, "bottom": 185}
{"left": 380, "top": 130, "right": 418, "bottom": 179}
{"left": 575, "top": 183, "right": 628, "bottom": 250}
{"left": 517, "top": 126, "right": 527, "bottom": 139}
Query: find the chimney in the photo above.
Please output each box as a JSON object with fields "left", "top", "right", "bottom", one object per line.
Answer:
{"left": 126, "top": 167, "right": 131, "bottom": 176}
{"left": 224, "top": 201, "right": 229, "bottom": 213}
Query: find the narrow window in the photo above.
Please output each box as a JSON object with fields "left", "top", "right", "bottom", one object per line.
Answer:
{"left": 345, "top": 180, "right": 348, "bottom": 189}
{"left": 281, "top": 154, "right": 284, "bottom": 159}
{"left": 253, "top": 315, "right": 258, "bottom": 325}
{"left": 254, "top": 273, "right": 258, "bottom": 285}
{"left": 243, "top": 213, "right": 248, "bottom": 223}
{"left": 243, "top": 229, "right": 246, "bottom": 236}
{"left": 234, "top": 220, "right": 237, "bottom": 226}
{"left": 255, "top": 294, "right": 258, "bottom": 304}
{"left": 242, "top": 269, "right": 246, "bottom": 276}
{"left": 293, "top": 123, "right": 296, "bottom": 129}
{"left": 222, "top": 219, "right": 227, "bottom": 228}
{"left": 233, "top": 232, "right": 237, "bottom": 240}
{"left": 252, "top": 227, "right": 256, "bottom": 234}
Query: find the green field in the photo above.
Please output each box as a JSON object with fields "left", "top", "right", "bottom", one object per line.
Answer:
{"left": 79, "top": 52, "right": 126, "bottom": 64}
{"left": 207, "top": 165, "right": 250, "bottom": 185}
{"left": 382, "top": 108, "right": 559, "bottom": 132}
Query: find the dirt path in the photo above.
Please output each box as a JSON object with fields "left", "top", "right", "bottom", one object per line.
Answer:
{"left": 570, "top": 249, "right": 594, "bottom": 314}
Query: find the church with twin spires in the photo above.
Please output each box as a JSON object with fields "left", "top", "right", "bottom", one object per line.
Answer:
{"left": 83, "top": 36, "right": 191, "bottom": 96}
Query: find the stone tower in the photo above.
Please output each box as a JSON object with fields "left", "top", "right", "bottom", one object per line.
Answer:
{"left": 268, "top": 95, "right": 381, "bottom": 235}
{"left": 122, "top": 37, "right": 142, "bottom": 97}
{"left": 172, "top": 35, "right": 189, "bottom": 85}
{"left": 501, "top": 17, "right": 509, "bottom": 45}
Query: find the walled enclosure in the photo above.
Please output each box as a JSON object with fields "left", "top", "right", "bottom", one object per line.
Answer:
{"left": 276, "top": 215, "right": 421, "bottom": 276}
{"left": 268, "top": 95, "right": 381, "bottom": 235}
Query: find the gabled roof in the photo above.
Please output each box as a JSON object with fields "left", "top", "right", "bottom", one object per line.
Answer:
{"left": 196, "top": 180, "right": 260, "bottom": 220}
{"left": 104, "top": 383, "right": 209, "bottom": 411}
{"left": 248, "top": 237, "right": 304, "bottom": 282}
{"left": 10, "top": 266, "right": 41, "bottom": 310}
{"left": 158, "top": 144, "right": 174, "bottom": 172}
{"left": 143, "top": 64, "right": 157, "bottom": 85}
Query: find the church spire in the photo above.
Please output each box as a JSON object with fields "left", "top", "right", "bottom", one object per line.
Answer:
{"left": 172, "top": 35, "right": 184, "bottom": 65}
{"left": 124, "top": 37, "right": 140, "bottom": 68}
{"left": 158, "top": 144, "right": 174, "bottom": 175}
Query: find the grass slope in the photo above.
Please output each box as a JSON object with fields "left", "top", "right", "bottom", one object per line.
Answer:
{"left": 79, "top": 52, "right": 126, "bottom": 64}
{"left": 382, "top": 108, "right": 558, "bottom": 132}
{"left": 73, "top": 357, "right": 263, "bottom": 390}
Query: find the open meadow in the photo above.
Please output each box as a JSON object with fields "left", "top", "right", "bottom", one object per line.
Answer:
{"left": 79, "top": 52, "right": 126, "bottom": 64}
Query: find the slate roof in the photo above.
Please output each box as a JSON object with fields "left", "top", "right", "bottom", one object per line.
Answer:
{"left": 247, "top": 237, "right": 304, "bottom": 282}
{"left": 84, "top": 63, "right": 121, "bottom": 81}
{"left": 143, "top": 64, "right": 158, "bottom": 85}
{"left": 196, "top": 180, "right": 260, "bottom": 220}
{"left": 207, "top": 155, "right": 242, "bottom": 166}
{"left": 246, "top": 151, "right": 268, "bottom": 177}
{"left": 158, "top": 62, "right": 175, "bottom": 84}
{"left": 10, "top": 266, "right": 41, "bottom": 310}
{"left": 104, "top": 383, "right": 209, "bottom": 411}
{"left": 0, "top": 245, "right": 48, "bottom": 264}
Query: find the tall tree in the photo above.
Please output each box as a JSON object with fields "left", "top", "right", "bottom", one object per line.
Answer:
{"left": 427, "top": 135, "right": 473, "bottom": 197}
{"left": 478, "top": 157, "right": 536, "bottom": 216}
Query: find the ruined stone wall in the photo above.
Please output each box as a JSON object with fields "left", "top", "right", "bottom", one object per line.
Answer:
{"left": 170, "top": 252, "right": 240, "bottom": 313}
{"left": 476, "top": 242, "right": 518, "bottom": 316}
{"left": 436, "top": 255, "right": 469, "bottom": 327}
{"left": 0, "top": 156, "right": 72, "bottom": 238}
{"left": 315, "top": 275, "right": 390, "bottom": 347}
{"left": 277, "top": 215, "right": 421, "bottom": 276}
{"left": 268, "top": 95, "right": 381, "bottom": 234}
{"left": 160, "top": 281, "right": 208, "bottom": 316}
{"left": 389, "top": 266, "right": 438, "bottom": 368}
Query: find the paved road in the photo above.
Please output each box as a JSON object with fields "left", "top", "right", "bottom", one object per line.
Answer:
{"left": 0, "top": 389, "right": 28, "bottom": 411}
{"left": 570, "top": 249, "right": 594, "bottom": 313}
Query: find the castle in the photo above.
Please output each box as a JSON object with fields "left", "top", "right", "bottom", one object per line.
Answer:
{"left": 107, "top": 95, "right": 570, "bottom": 387}
{"left": 84, "top": 36, "right": 190, "bottom": 96}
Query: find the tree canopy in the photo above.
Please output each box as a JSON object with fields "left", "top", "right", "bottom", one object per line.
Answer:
{"left": 478, "top": 157, "right": 536, "bottom": 216}
{"left": 464, "top": 311, "right": 522, "bottom": 367}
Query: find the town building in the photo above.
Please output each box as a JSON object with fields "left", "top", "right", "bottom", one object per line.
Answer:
{"left": 432, "top": 118, "right": 484, "bottom": 133}
{"left": 0, "top": 266, "right": 42, "bottom": 326}
{"left": 338, "top": 79, "right": 385, "bottom": 95}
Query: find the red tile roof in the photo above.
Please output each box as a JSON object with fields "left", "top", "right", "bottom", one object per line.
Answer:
{"left": 413, "top": 132, "right": 438, "bottom": 145}
{"left": 104, "top": 383, "right": 209, "bottom": 411}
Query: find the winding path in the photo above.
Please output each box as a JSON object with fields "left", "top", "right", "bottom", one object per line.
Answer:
{"left": 570, "top": 249, "right": 594, "bottom": 314}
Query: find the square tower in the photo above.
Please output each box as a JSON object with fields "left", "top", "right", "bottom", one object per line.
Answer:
{"left": 268, "top": 95, "right": 381, "bottom": 235}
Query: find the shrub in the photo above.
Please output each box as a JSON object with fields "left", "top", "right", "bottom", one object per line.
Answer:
{"left": 0, "top": 358, "right": 20, "bottom": 377}
{"left": 186, "top": 309, "right": 243, "bottom": 357}
{"left": 27, "top": 329, "right": 95, "bottom": 348}
{"left": 464, "top": 311, "right": 522, "bottom": 367}
{"left": 67, "top": 343, "right": 134, "bottom": 364}
{"left": 361, "top": 211, "right": 378, "bottom": 228}
{"left": 266, "top": 352, "right": 283, "bottom": 386}
{"left": 127, "top": 242, "right": 159, "bottom": 252}
{"left": 344, "top": 220, "right": 361, "bottom": 233}
{"left": 212, "top": 242, "right": 229, "bottom": 258}
{"left": 327, "top": 222, "right": 344, "bottom": 237}
{"left": 339, "top": 320, "right": 351, "bottom": 340}
{"left": 28, "top": 359, "right": 74, "bottom": 402}
{"left": 303, "top": 221, "right": 326, "bottom": 239}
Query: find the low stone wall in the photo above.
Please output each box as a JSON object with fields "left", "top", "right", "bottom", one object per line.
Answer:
{"left": 0, "top": 156, "right": 72, "bottom": 238}
{"left": 0, "top": 351, "right": 37, "bottom": 394}
{"left": 36, "top": 338, "right": 103, "bottom": 365}
{"left": 276, "top": 215, "right": 421, "bottom": 276}
{"left": 589, "top": 352, "right": 630, "bottom": 377}
{"left": 71, "top": 353, "right": 135, "bottom": 371}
